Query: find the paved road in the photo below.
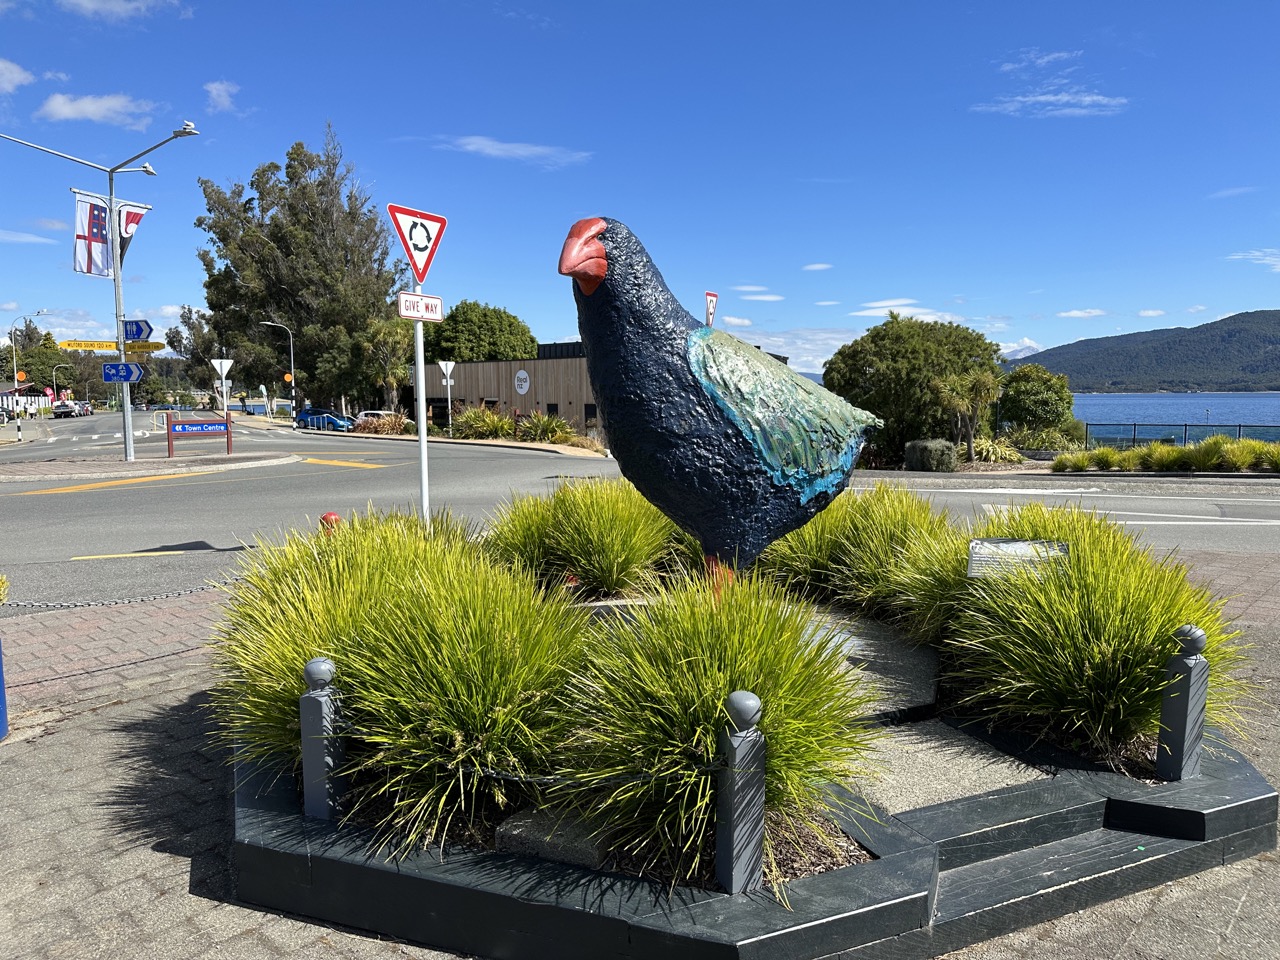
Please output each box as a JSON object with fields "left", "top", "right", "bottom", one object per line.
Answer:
{"left": 1, "top": 443, "right": 1277, "bottom": 959}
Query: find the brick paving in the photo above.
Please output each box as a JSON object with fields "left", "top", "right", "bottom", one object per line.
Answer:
{"left": 0, "top": 470, "right": 1277, "bottom": 958}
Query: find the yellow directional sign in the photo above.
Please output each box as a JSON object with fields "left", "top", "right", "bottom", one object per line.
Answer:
{"left": 59, "top": 340, "right": 166, "bottom": 353}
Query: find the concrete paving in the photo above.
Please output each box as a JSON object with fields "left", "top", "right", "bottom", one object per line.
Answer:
{"left": 0, "top": 456, "right": 1277, "bottom": 960}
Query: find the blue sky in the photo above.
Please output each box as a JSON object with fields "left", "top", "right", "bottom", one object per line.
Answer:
{"left": 2, "top": 1, "right": 1278, "bottom": 374}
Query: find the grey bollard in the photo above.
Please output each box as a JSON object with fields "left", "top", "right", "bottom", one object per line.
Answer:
{"left": 716, "top": 690, "right": 766, "bottom": 895}
{"left": 1156, "top": 625, "right": 1209, "bottom": 781}
{"left": 300, "top": 657, "right": 346, "bottom": 819}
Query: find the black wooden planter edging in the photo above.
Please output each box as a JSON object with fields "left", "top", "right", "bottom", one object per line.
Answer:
{"left": 232, "top": 737, "right": 1277, "bottom": 960}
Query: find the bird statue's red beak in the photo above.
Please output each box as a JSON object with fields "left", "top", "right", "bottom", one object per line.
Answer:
{"left": 558, "top": 217, "right": 608, "bottom": 296}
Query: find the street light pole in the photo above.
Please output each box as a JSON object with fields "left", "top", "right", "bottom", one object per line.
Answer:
{"left": 1, "top": 123, "right": 200, "bottom": 461}
{"left": 259, "top": 320, "right": 295, "bottom": 428}
{"left": 52, "top": 363, "right": 72, "bottom": 406}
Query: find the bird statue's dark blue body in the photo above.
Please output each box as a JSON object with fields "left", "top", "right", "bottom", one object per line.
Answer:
{"left": 559, "top": 217, "right": 881, "bottom": 568}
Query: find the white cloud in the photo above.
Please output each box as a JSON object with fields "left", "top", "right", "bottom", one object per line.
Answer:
{"left": 55, "top": 0, "right": 179, "bottom": 18}
{"left": 155, "top": 304, "right": 185, "bottom": 318}
{"left": 0, "top": 301, "right": 18, "bottom": 312}
{"left": 1137, "top": 309, "right": 1165, "bottom": 318}
{"left": 43, "top": 71, "right": 71, "bottom": 82}
{"left": 0, "top": 58, "right": 36, "bottom": 94}
{"left": 1187, "top": 304, "right": 1207, "bottom": 313}
{"left": 204, "top": 80, "right": 239, "bottom": 113}
{"left": 720, "top": 315, "right": 752, "bottom": 327}
{"left": 741, "top": 294, "right": 783, "bottom": 302}
{"left": 848, "top": 308, "right": 896, "bottom": 317}
{"left": 814, "top": 301, "right": 840, "bottom": 306}
{"left": 732, "top": 284, "right": 768, "bottom": 292}
{"left": 35, "top": 218, "right": 69, "bottom": 231}
{"left": 0, "top": 229, "right": 57, "bottom": 244}
{"left": 999, "top": 48, "right": 1082, "bottom": 72}
{"left": 736, "top": 327, "right": 870, "bottom": 374}
{"left": 436, "top": 135, "right": 590, "bottom": 170}
{"left": 801, "top": 263, "right": 832, "bottom": 271}
{"left": 1207, "top": 186, "right": 1256, "bottom": 200}
{"left": 35, "top": 92, "right": 156, "bottom": 131}
{"left": 861, "top": 298, "right": 917, "bottom": 308}
{"left": 1228, "top": 249, "right": 1280, "bottom": 272}
{"left": 1057, "top": 308, "right": 1106, "bottom": 318}
{"left": 973, "top": 89, "right": 1128, "bottom": 118}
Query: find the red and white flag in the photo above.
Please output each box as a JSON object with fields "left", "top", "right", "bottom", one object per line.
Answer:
{"left": 71, "top": 190, "right": 153, "bottom": 278}
{"left": 117, "top": 201, "right": 148, "bottom": 265}
{"left": 73, "top": 194, "right": 112, "bottom": 278}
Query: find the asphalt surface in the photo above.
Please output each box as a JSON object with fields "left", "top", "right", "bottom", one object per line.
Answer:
{"left": 0, "top": 447, "right": 1277, "bottom": 960}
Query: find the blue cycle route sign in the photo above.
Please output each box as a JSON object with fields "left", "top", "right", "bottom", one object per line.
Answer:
{"left": 102, "top": 362, "right": 144, "bottom": 383}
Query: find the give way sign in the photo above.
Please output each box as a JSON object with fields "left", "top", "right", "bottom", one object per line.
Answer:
{"left": 387, "top": 204, "right": 448, "bottom": 285}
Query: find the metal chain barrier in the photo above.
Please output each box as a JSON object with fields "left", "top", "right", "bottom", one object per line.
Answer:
{"left": 1, "top": 576, "right": 245, "bottom": 609}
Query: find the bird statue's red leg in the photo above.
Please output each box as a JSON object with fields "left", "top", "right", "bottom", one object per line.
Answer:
{"left": 705, "top": 555, "right": 734, "bottom": 598}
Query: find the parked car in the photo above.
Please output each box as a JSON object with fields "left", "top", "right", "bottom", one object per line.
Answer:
{"left": 355, "top": 409, "right": 414, "bottom": 426}
{"left": 296, "top": 408, "right": 355, "bottom": 431}
{"left": 52, "top": 400, "right": 79, "bottom": 419}
{"left": 77, "top": 401, "right": 94, "bottom": 416}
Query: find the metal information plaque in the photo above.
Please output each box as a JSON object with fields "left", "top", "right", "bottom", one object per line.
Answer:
{"left": 967, "top": 538, "right": 1068, "bottom": 579}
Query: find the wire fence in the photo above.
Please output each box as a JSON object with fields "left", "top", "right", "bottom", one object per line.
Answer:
{"left": 1084, "top": 423, "right": 1280, "bottom": 449}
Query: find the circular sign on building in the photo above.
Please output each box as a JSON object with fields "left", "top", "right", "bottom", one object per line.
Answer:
{"left": 514, "top": 369, "right": 530, "bottom": 395}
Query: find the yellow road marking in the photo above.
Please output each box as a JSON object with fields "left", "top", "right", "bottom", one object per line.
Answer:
{"left": 302, "top": 458, "right": 384, "bottom": 469}
{"left": 71, "top": 550, "right": 188, "bottom": 560}
{"left": 19, "top": 472, "right": 215, "bottom": 495}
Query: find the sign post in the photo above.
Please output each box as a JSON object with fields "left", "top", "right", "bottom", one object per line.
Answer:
{"left": 210, "top": 358, "right": 234, "bottom": 413}
{"left": 388, "top": 204, "right": 448, "bottom": 523}
{"left": 706, "top": 291, "right": 719, "bottom": 327}
{"left": 438, "top": 360, "right": 455, "bottom": 436}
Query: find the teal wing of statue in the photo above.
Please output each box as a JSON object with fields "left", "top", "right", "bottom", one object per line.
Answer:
{"left": 687, "top": 326, "right": 882, "bottom": 503}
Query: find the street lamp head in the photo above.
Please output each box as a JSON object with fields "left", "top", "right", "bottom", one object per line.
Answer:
{"left": 140, "top": 162, "right": 157, "bottom": 176}
{"left": 174, "top": 121, "right": 199, "bottom": 137}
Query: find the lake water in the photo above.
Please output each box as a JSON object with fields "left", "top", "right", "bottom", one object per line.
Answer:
{"left": 1072, "top": 392, "right": 1280, "bottom": 446}
{"left": 1073, "top": 392, "right": 1280, "bottom": 426}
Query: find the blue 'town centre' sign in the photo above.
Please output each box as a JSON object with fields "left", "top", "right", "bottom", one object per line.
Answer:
{"left": 171, "top": 422, "right": 228, "bottom": 434}
{"left": 102, "top": 362, "right": 144, "bottom": 383}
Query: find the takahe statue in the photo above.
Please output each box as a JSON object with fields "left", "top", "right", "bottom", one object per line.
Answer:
{"left": 558, "top": 216, "right": 881, "bottom": 570}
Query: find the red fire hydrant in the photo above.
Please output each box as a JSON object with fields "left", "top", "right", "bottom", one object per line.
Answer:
{"left": 320, "top": 512, "right": 342, "bottom": 535}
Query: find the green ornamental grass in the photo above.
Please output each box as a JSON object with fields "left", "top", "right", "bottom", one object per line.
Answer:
{"left": 554, "top": 574, "right": 879, "bottom": 885}
{"left": 948, "top": 502, "right": 1249, "bottom": 759}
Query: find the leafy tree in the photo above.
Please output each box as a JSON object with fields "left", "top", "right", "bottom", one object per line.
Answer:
{"left": 188, "top": 125, "right": 405, "bottom": 409}
{"left": 364, "top": 316, "right": 414, "bottom": 410}
{"left": 999, "top": 363, "right": 1073, "bottom": 432}
{"left": 427, "top": 300, "right": 538, "bottom": 362}
{"left": 935, "top": 369, "right": 1002, "bottom": 462}
{"left": 824, "top": 311, "right": 1001, "bottom": 462}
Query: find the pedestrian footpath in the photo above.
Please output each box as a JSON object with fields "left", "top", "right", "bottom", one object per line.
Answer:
{"left": 1, "top": 539, "right": 1277, "bottom": 958}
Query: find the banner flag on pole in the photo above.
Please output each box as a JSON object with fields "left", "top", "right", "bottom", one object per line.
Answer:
{"left": 117, "top": 201, "right": 149, "bottom": 265}
{"left": 73, "top": 193, "right": 112, "bottom": 278}
{"left": 70, "top": 189, "right": 153, "bottom": 277}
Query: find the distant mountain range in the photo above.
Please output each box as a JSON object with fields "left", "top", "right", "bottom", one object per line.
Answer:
{"left": 1007, "top": 310, "right": 1280, "bottom": 392}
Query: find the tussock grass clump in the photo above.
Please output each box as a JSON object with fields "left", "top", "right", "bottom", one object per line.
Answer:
{"left": 554, "top": 575, "right": 879, "bottom": 885}
{"left": 1051, "top": 451, "right": 1091, "bottom": 472}
{"left": 1087, "top": 446, "right": 1122, "bottom": 471}
{"left": 515, "top": 410, "right": 573, "bottom": 444}
{"left": 1137, "top": 442, "right": 1186, "bottom": 472}
{"left": 340, "top": 545, "right": 593, "bottom": 852}
{"left": 757, "top": 490, "right": 862, "bottom": 602}
{"left": 971, "top": 437, "right": 1023, "bottom": 463}
{"left": 947, "top": 503, "right": 1249, "bottom": 760}
{"left": 486, "top": 478, "right": 698, "bottom": 597}
{"left": 1182, "top": 435, "right": 1228, "bottom": 471}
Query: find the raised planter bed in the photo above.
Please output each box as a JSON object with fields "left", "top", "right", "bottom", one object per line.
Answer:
{"left": 233, "top": 720, "right": 1276, "bottom": 960}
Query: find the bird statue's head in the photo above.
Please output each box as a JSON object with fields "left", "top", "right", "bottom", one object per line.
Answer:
{"left": 558, "top": 217, "right": 663, "bottom": 300}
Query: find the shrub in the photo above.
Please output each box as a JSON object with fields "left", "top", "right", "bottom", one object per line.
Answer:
{"left": 353, "top": 412, "right": 410, "bottom": 435}
{"left": 1087, "top": 446, "right": 1121, "bottom": 471}
{"left": 1137, "top": 441, "right": 1186, "bottom": 472}
{"left": 1051, "top": 451, "right": 1090, "bottom": 472}
{"left": 515, "top": 410, "right": 573, "bottom": 444}
{"left": 454, "top": 405, "right": 515, "bottom": 439}
{"left": 554, "top": 574, "right": 879, "bottom": 885}
{"left": 758, "top": 491, "right": 862, "bottom": 602}
{"left": 1183, "top": 435, "right": 1229, "bottom": 471}
{"left": 972, "top": 437, "right": 1023, "bottom": 463}
{"left": 209, "top": 508, "right": 592, "bottom": 853}
{"left": 904, "top": 439, "right": 956, "bottom": 472}
{"left": 1222, "top": 438, "right": 1268, "bottom": 472}
{"left": 486, "top": 478, "right": 698, "bottom": 596}
{"left": 1116, "top": 448, "right": 1143, "bottom": 472}
{"left": 946, "top": 503, "right": 1249, "bottom": 761}
{"left": 1003, "top": 425, "right": 1082, "bottom": 452}
{"left": 1259, "top": 441, "right": 1280, "bottom": 471}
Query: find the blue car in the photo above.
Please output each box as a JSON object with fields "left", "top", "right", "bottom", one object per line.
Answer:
{"left": 296, "top": 408, "right": 355, "bottom": 431}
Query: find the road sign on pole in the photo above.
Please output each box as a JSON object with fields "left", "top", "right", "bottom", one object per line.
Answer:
{"left": 706, "top": 291, "right": 719, "bottom": 327}
{"left": 102, "top": 362, "right": 144, "bottom": 383}
{"left": 387, "top": 204, "right": 447, "bottom": 285}
{"left": 60, "top": 340, "right": 118, "bottom": 351}
{"left": 124, "top": 319, "right": 154, "bottom": 341}
{"left": 397, "top": 292, "right": 444, "bottom": 321}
